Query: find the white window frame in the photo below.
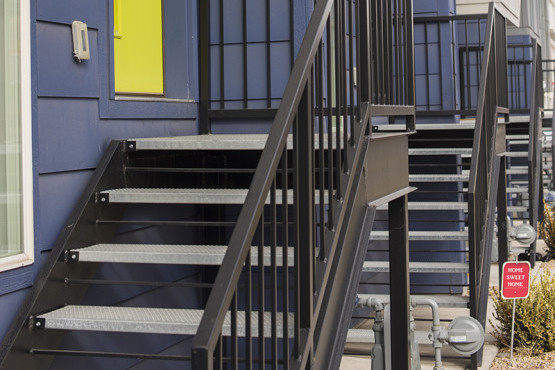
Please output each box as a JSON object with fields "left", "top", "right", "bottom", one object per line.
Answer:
{"left": 0, "top": 0, "right": 33, "bottom": 272}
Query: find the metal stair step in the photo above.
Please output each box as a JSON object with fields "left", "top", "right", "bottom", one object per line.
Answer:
{"left": 408, "top": 148, "right": 472, "bottom": 156}
{"left": 377, "top": 202, "right": 466, "bottom": 211}
{"left": 370, "top": 231, "right": 468, "bottom": 241}
{"left": 409, "top": 174, "right": 469, "bottom": 182}
{"left": 507, "top": 167, "right": 528, "bottom": 175}
{"left": 71, "top": 244, "right": 295, "bottom": 266}
{"left": 508, "top": 206, "right": 528, "bottom": 212}
{"left": 362, "top": 261, "right": 468, "bottom": 273}
{"left": 130, "top": 134, "right": 341, "bottom": 151}
{"left": 99, "top": 188, "right": 326, "bottom": 205}
{"left": 508, "top": 140, "right": 530, "bottom": 145}
{"left": 346, "top": 329, "right": 432, "bottom": 344}
{"left": 357, "top": 294, "right": 469, "bottom": 308}
{"left": 506, "top": 134, "right": 529, "bottom": 140}
{"left": 37, "top": 305, "right": 293, "bottom": 337}
{"left": 505, "top": 152, "right": 528, "bottom": 157}
{"left": 506, "top": 187, "right": 528, "bottom": 193}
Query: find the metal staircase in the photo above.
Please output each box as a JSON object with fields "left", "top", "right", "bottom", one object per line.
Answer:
{"left": 0, "top": 0, "right": 417, "bottom": 369}
{"left": 347, "top": 5, "right": 511, "bottom": 369}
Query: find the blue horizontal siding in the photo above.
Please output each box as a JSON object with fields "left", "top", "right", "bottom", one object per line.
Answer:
{"left": 37, "top": 170, "right": 93, "bottom": 253}
{"left": 37, "top": 21, "right": 100, "bottom": 98}
{"left": 37, "top": 0, "right": 102, "bottom": 28}
{"left": 37, "top": 98, "right": 197, "bottom": 173}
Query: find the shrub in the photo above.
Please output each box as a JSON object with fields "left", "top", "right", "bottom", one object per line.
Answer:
{"left": 490, "top": 269, "right": 555, "bottom": 354}
{"left": 539, "top": 202, "right": 555, "bottom": 260}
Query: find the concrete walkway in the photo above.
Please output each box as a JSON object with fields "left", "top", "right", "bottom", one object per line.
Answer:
{"left": 340, "top": 240, "right": 553, "bottom": 369}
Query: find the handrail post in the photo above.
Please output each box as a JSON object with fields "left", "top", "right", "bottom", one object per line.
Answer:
{"left": 388, "top": 195, "right": 411, "bottom": 369}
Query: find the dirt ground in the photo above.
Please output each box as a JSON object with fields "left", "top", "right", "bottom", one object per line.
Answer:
{"left": 490, "top": 350, "right": 555, "bottom": 369}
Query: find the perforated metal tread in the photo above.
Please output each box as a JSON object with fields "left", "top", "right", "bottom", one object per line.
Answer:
{"left": 370, "top": 231, "right": 468, "bottom": 241}
{"left": 506, "top": 135, "right": 529, "bottom": 140}
{"left": 408, "top": 148, "right": 472, "bottom": 155}
{"left": 508, "top": 140, "right": 530, "bottom": 145}
{"left": 506, "top": 187, "right": 528, "bottom": 193}
{"left": 38, "top": 305, "right": 293, "bottom": 337}
{"left": 505, "top": 152, "right": 529, "bottom": 157}
{"left": 357, "top": 294, "right": 469, "bottom": 308}
{"left": 346, "top": 329, "right": 432, "bottom": 344}
{"left": 409, "top": 174, "right": 469, "bottom": 182}
{"left": 362, "top": 261, "right": 468, "bottom": 273}
{"left": 99, "top": 188, "right": 312, "bottom": 205}
{"left": 73, "top": 244, "right": 295, "bottom": 266}
{"left": 507, "top": 167, "right": 529, "bottom": 175}
{"left": 377, "top": 202, "right": 467, "bottom": 210}
{"left": 131, "top": 134, "right": 341, "bottom": 151}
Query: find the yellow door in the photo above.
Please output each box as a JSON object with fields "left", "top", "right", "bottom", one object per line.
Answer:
{"left": 114, "top": 0, "right": 164, "bottom": 95}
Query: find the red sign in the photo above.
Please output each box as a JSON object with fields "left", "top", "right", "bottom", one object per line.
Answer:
{"left": 501, "top": 261, "right": 531, "bottom": 299}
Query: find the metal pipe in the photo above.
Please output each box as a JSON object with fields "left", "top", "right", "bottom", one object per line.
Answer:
{"left": 411, "top": 297, "right": 444, "bottom": 370}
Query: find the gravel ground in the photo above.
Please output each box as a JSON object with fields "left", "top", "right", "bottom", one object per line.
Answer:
{"left": 490, "top": 350, "right": 555, "bottom": 369}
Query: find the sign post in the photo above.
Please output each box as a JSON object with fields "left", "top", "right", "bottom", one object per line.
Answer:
{"left": 501, "top": 261, "right": 531, "bottom": 365}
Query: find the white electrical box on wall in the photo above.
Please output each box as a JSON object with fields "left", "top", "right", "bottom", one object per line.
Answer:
{"left": 72, "top": 21, "right": 90, "bottom": 62}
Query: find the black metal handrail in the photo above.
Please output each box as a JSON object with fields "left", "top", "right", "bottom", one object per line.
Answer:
{"left": 467, "top": 4, "right": 508, "bottom": 368}
{"left": 192, "top": 0, "right": 414, "bottom": 368}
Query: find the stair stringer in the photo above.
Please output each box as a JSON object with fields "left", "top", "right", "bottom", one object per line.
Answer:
{"left": 0, "top": 141, "right": 128, "bottom": 370}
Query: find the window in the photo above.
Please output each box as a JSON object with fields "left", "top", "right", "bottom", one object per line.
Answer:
{"left": 0, "top": 0, "right": 33, "bottom": 272}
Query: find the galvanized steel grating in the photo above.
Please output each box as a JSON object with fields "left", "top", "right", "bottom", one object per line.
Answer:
{"left": 362, "top": 261, "right": 469, "bottom": 273}
{"left": 73, "top": 244, "right": 295, "bottom": 266}
{"left": 38, "top": 306, "right": 294, "bottom": 337}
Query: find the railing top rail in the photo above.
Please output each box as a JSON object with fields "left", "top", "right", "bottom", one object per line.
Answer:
{"left": 192, "top": 0, "right": 334, "bottom": 356}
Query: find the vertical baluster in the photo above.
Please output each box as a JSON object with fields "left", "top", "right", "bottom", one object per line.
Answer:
{"left": 231, "top": 292, "right": 238, "bottom": 370}
{"left": 317, "top": 42, "right": 326, "bottom": 260}
{"left": 215, "top": 334, "right": 223, "bottom": 370}
{"left": 246, "top": 247, "right": 252, "bottom": 370}
{"left": 271, "top": 180, "right": 278, "bottom": 369}
{"left": 424, "top": 24, "right": 430, "bottom": 111}
{"left": 385, "top": 0, "right": 392, "bottom": 105}
{"left": 348, "top": 0, "right": 355, "bottom": 143}
{"left": 266, "top": 0, "right": 272, "bottom": 108}
{"left": 242, "top": 0, "right": 248, "bottom": 109}
{"left": 281, "top": 151, "right": 290, "bottom": 370}
{"left": 199, "top": 0, "right": 211, "bottom": 134}
{"left": 438, "top": 21, "right": 444, "bottom": 110}
{"left": 326, "top": 18, "right": 335, "bottom": 225}
{"left": 523, "top": 47, "right": 527, "bottom": 109}
{"left": 219, "top": 0, "right": 225, "bottom": 109}
{"left": 257, "top": 214, "right": 265, "bottom": 367}
{"left": 464, "top": 20, "right": 471, "bottom": 111}
{"left": 293, "top": 115, "right": 301, "bottom": 359}
{"left": 334, "top": 0, "right": 343, "bottom": 195}
{"left": 297, "top": 80, "right": 315, "bottom": 366}
{"left": 355, "top": 0, "right": 362, "bottom": 115}
{"left": 395, "top": 0, "right": 401, "bottom": 105}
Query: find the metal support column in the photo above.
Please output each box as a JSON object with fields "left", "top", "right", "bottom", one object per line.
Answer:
{"left": 388, "top": 194, "right": 410, "bottom": 370}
